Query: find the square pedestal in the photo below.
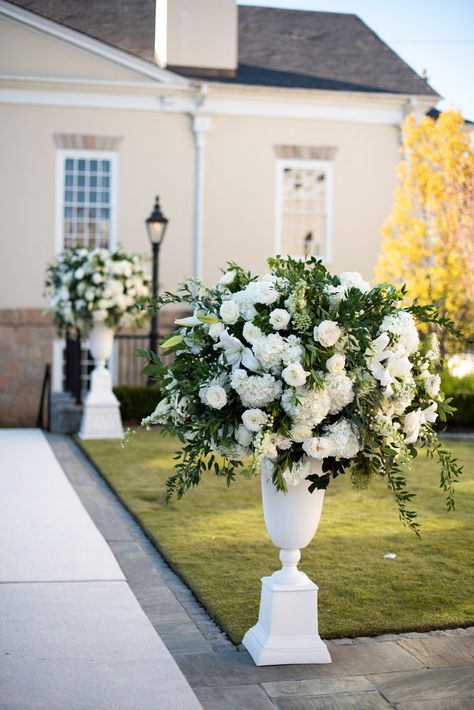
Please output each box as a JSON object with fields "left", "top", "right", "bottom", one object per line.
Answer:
{"left": 79, "top": 368, "right": 123, "bottom": 440}
{"left": 242, "top": 575, "right": 331, "bottom": 666}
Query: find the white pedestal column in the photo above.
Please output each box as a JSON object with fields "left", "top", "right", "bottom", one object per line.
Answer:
{"left": 242, "top": 550, "right": 331, "bottom": 666}
{"left": 79, "top": 324, "right": 123, "bottom": 440}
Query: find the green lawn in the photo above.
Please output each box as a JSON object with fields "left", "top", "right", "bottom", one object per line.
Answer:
{"left": 80, "top": 431, "right": 474, "bottom": 644}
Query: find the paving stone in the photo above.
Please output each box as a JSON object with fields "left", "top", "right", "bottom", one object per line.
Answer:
{"left": 195, "top": 684, "right": 275, "bottom": 709}
{"left": 262, "top": 676, "right": 375, "bottom": 698}
{"left": 397, "top": 636, "right": 474, "bottom": 668}
{"left": 369, "top": 667, "right": 474, "bottom": 704}
{"left": 328, "top": 639, "right": 354, "bottom": 646}
{"left": 273, "top": 691, "right": 390, "bottom": 709}
{"left": 176, "top": 640, "right": 423, "bottom": 688}
{"left": 397, "top": 698, "right": 474, "bottom": 710}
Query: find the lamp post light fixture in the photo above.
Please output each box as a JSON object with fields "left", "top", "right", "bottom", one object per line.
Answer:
{"left": 146, "top": 196, "right": 169, "bottom": 360}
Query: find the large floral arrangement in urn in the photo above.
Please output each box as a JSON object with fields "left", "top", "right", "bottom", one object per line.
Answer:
{"left": 45, "top": 247, "right": 150, "bottom": 336}
{"left": 143, "top": 256, "right": 462, "bottom": 535}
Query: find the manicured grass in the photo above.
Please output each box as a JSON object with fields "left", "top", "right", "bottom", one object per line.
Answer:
{"left": 80, "top": 431, "right": 474, "bottom": 644}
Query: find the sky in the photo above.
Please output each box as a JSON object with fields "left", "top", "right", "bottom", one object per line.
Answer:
{"left": 239, "top": 0, "right": 474, "bottom": 120}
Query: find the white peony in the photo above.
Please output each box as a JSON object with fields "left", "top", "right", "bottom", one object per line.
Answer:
{"left": 219, "top": 300, "right": 240, "bottom": 324}
{"left": 242, "top": 408, "right": 268, "bottom": 432}
{"left": 282, "top": 362, "right": 309, "bottom": 388}
{"left": 235, "top": 424, "right": 253, "bottom": 447}
{"left": 269, "top": 308, "right": 291, "bottom": 330}
{"left": 314, "top": 320, "right": 342, "bottom": 348}
{"left": 302, "top": 437, "right": 333, "bottom": 459}
{"left": 339, "top": 271, "right": 371, "bottom": 294}
{"left": 326, "top": 353, "right": 346, "bottom": 373}
{"left": 242, "top": 322, "right": 263, "bottom": 344}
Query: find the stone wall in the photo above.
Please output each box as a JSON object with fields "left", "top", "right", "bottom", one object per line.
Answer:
{"left": 0, "top": 309, "right": 55, "bottom": 426}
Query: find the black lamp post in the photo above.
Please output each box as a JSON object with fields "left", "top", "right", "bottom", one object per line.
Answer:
{"left": 145, "top": 196, "right": 168, "bottom": 359}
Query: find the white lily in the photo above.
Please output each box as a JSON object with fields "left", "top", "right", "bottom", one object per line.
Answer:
{"left": 217, "top": 330, "right": 260, "bottom": 371}
{"left": 174, "top": 310, "right": 203, "bottom": 327}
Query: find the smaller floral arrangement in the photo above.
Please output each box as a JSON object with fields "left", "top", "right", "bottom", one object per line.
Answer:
{"left": 143, "top": 256, "right": 462, "bottom": 533}
{"left": 45, "top": 247, "right": 150, "bottom": 335}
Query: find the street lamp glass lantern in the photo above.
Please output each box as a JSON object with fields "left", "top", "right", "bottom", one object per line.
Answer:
{"left": 146, "top": 196, "right": 169, "bottom": 246}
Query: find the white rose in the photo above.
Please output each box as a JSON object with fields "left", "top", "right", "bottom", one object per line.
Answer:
{"left": 243, "top": 322, "right": 263, "bottom": 345}
{"left": 219, "top": 300, "right": 240, "bottom": 324}
{"left": 269, "top": 308, "right": 291, "bottom": 330}
{"left": 219, "top": 270, "right": 236, "bottom": 286}
{"left": 242, "top": 408, "right": 268, "bottom": 432}
{"left": 209, "top": 322, "right": 225, "bottom": 340}
{"left": 314, "top": 320, "right": 342, "bottom": 348}
{"left": 251, "top": 281, "right": 280, "bottom": 305}
{"left": 302, "top": 437, "right": 333, "bottom": 459}
{"left": 282, "top": 362, "right": 309, "bottom": 388}
{"left": 74, "top": 268, "right": 85, "bottom": 280}
{"left": 261, "top": 433, "right": 278, "bottom": 461}
{"left": 235, "top": 425, "right": 253, "bottom": 447}
{"left": 92, "top": 272, "right": 103, "bottom": 284}
{"left": 290, "top": 423, "right": 313, "bottom": 443}
{"left": 204, "top": 385, "right": 227, "bottom": 410}
{"left": 85, "top": 288, "right": 96, "bottom": 302}
{"left": 326, "top": 353, "right": 346, "bottom": 373}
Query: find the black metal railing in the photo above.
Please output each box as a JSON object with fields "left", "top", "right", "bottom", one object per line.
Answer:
{"left": 36, "top": 363, "right": 51, "bottom": 430}
{"left": 65, "top": 331, "right": 84, "bottom": 404}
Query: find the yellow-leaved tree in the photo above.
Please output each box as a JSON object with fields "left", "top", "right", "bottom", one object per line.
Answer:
{"left": 376, "top": 110, "right": 474, "bottom": 353}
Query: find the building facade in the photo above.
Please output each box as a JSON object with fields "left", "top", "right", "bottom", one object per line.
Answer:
{"left": 0, "top": 0, "right": 438, "bottom": 424}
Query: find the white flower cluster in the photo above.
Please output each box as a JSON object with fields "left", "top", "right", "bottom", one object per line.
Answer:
{"left": 147, "top": 261, "right": 445, "bottom": 499}
{"left": 46, "top": 248, "right": 150, "bottom": 335}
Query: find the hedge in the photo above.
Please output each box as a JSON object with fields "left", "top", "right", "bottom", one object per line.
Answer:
{"left": 113, "top": 386, "right": 159, "bottom": 422}
{"left": 440, "top": 372, "right": 474, "bottom": 428}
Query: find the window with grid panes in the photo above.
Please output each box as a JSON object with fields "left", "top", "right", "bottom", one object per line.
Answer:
{"left": 61, "top": 153, "right": 115, "bottom": 249}
{"left": 277, "top": 161, "right": 331, "bottom": 260}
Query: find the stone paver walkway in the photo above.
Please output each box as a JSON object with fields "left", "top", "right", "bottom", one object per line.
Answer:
{"left": 0, "top": 429, "right": 201, "bottom": 709}
{"left": 49, "top": 433, "right": 474, "bottom": 710}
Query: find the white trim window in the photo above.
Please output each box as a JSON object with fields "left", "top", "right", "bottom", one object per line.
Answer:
{"left": 275, "top": 159, "right": 333, "bottom": 262}
{"left": 55, "top": 149, "right": 118, "bottom": 253}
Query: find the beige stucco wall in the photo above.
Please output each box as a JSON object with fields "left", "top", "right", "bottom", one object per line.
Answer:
{"left": 0, "top": 103, "right": 194, "bottom": 309}
{"left": 201, "top": 114, "right": 399, "bottom": 284}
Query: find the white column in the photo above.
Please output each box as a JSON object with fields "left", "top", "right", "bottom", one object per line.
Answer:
{"left": 192, "top": 114, "right": 212, "bottom": 281}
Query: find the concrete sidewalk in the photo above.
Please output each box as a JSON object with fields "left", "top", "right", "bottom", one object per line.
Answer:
{"left": 0, "top": 429, "right": 201, "bottom": 709}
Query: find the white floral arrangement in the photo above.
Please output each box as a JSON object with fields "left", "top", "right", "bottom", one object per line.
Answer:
{"left": 45, "top": 248, "right": 150, "bottom": 335}
{"left": 143, "top": 257, "right": 462, "bottom": 532}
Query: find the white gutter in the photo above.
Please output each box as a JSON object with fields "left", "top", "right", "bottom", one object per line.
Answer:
{"left": 191, "top": 114, "right": 211, "bottom": 281}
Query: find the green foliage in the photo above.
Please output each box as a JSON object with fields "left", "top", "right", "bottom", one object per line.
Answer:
{"left": 113, "top": 386, "right": 159, "bottom": 422}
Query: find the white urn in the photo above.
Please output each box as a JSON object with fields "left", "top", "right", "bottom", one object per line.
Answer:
{"left": 79, "top": 323, "right": 123, "bottom": 440}
{"left": 242, "top": 460, "right": 331, "bottom": 666}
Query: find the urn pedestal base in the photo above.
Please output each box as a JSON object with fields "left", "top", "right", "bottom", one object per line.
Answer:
{"left": 78, "top": 367, "right": 123, "bottom": 440}
{"left": 242, "top": 572, "right": 331, "bottom": 666}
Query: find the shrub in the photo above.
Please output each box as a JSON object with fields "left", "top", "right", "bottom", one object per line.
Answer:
{"left": 113, "top": 386, "right": 159, "bottom": 422}
{"left": 439, "top": 371, "right": 474, "bottom": 428}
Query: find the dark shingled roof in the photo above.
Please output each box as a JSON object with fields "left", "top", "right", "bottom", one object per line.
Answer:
{"left": 8, "top": 1, "right": 437, "bottom": 96}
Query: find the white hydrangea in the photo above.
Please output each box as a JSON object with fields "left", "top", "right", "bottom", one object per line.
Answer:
{"left": 380, "top": 311, "right": 419, "bottom": 356}
{"left": 281, "top": 335, "right": 303, "bottom": 365}
{"left": 230, "top": 290, "right": 257, "bottom": 321}
{"left": 235, "top": 424, "right": 253, "bottom": 447}
{"left": 253, "top": 333, "right": 285, "bottom": 369}
{"left": 242, "top": 408, "right": 268, "bottom": 432}
{"left": 283, "top": 456, "right": 312, "bottom": 487}
{"left": 269, "top": 308, "right": 291, "bottom": 330}
{"left": 260, "top": 456, "right": 275, "bottom": 480}
{"left": 281, "top": 386, "right": 331, "bottom": 429}
{"left": 231, "top": 369, "right": 282, "bottom": 408}
{"left": 325, "top": 372, "right": 355, "bottom": 415}
{"left": 325, "top": 418, "right": 360, "bottom": 458}
{"left": 324, "top": 284, "right": 346, "bottom": 310}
